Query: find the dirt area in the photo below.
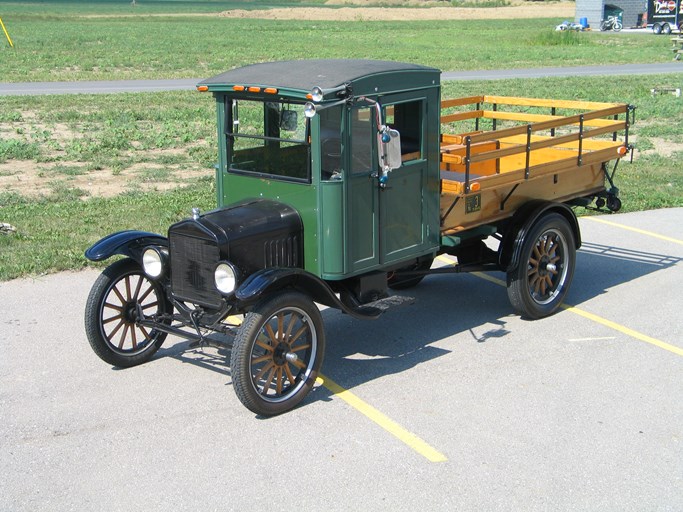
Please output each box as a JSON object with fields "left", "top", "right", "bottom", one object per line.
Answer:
{"left": 218, "top": 1, "right": 575, "bottom": 21}
{"left": 81, "top": 2, "right": 576, "bottom": 21}
{"left": 0, "top": 112, "right": 210, "bottom": 199}
{"left": 0, "top": 159, "right": 206, "bottom": 199}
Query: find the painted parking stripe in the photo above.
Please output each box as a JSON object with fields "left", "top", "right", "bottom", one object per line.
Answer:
{"left": 318, "top": 374, "right": 448, "bottom": 463}
{"left": 227, "top": 315, "right": 447, "bottom": 462}
{"left": 559, "top": 304, "right": 683, "bottom": 356}
{"left": 582, "top": 216, "right": 683, "bottom": 246}
{"left": 436, "top": 256, "right": 682, "bottom": 357}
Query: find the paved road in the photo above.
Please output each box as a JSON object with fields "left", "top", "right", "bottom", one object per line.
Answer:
{"left": 1, "top": 63, "right": 682, "bottom": 95}
{"left": 1, "top": 209, "right": 681, "bottom": 510}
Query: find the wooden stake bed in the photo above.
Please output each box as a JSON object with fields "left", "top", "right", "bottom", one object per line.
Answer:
{"left": 439, "top": 96, "right": 631, "bottom": 234}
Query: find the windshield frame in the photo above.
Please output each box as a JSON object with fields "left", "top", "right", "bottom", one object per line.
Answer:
{"left": 225, "top": 97, "right": 312, "bottom": 184}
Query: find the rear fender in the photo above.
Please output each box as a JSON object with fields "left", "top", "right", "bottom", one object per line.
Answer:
{"left": 500, "top": 201, "right": 581, "bottom": 273}
{"left": 235, "top": 268, "right": 381, "bottom": 320}
{"left": 85, "top": 230, "right": 168, "bottom": 263}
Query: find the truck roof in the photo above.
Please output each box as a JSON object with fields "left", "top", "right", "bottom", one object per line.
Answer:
{"left": 198, "top": 59, "right": 440, "bottom": 99}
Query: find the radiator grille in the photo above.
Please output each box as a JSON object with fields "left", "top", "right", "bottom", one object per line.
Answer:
{"left": 169, "top": 233, "right": 222, "bottom": 308}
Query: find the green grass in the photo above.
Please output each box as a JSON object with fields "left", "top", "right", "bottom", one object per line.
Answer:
{"left": 0, "top": 179, "right": 216, "bottom": 280}
{"left": 0, "top": 90, "right": 216, "bottom": 173}
{"left": 0, "top": 12, "right": 672, "bottom": 82}
{"left": 1, "top": 74, "right": 682, "bottom": 281}
{"left": 0, "top": 3, "right": 682, "bottom": 281}
{"left": 0, "top": 139, "right": 41, "bottom": 161}
{"left": 0, "top": 0, "right": 332, "bottom": 16}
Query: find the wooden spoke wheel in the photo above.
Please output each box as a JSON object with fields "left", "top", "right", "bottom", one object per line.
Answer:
{"left": 507, "top": 213, "right": 576, "bottom": 319}
{"left": 84, "top": 258, "right": 171, "bottom": 368}
{"left": 231, "top": 291, "right": 325, "bottom": 416}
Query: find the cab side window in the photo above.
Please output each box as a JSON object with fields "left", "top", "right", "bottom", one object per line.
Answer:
{"left": 319, "top": 106, "right": 342, "bottom": 180}
{"left": 350, "top": 107, "right": 373, "bottom": 175}
{"left": 384, "top": 100, "right": 423, "bottom": 162}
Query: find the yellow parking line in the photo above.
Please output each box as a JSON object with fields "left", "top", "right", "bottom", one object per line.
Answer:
{"left": 441, "top": 260, "right": 683, "bottom": 357}
{"left": 318, "top": 374, "right": 448, "bottom": 463}
{"left": 559, "top": 304, "right": 683, "bottom": 357}
{"left": 582, "top": 216, "right": 683, "bottom": 246}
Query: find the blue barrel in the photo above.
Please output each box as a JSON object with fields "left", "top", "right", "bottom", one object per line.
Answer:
{"left": 580, "top": 17, "right": 588, "bottom": 28}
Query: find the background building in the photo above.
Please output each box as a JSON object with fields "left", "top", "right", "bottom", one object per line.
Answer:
{"left": 575, "top": 0, "right": 648, "bottom": 29}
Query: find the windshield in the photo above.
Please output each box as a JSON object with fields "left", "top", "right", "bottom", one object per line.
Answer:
{"left": 226, "top": 99, "right": 310, "bottom": 183}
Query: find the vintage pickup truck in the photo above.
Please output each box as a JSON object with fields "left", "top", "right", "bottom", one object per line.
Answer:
{"left": 84, "top": 60, "right": 634, "bottom": 415}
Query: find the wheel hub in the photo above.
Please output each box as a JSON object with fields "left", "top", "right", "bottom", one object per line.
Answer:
{"left": 537, "top": 255, "right": 552, "bottom": 277}
{"left": 123, "top": 302, "right": 138, "bottom": 323}
{"left": 272, "top": 342, "right": 291, "bottom": 366}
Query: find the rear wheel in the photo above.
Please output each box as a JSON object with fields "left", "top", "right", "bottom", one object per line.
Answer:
{"left": 663, "top": 23, "right": 672, "bottom": 35}
{"left": 231, "top": 291, "right": 325, "bottom": 416}
{"left": 506, "top": 213, "right": 576, "bottom": 319}
{"left": 84, "top": 258, "right": 172, "bottom": 367}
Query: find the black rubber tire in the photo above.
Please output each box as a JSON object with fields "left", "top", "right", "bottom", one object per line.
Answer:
{"left": 388, "top": 257, "right": 434, "bottom": 290}
{"left": 653, "top": 24, "right": 662, "bottom": 35}
{"left": 506, "top": 213, "right": 576, "bottom": 319}
{"left": 231, "top": 291, "right": 325, "bottom": 416}
{"left": 84, "top": 258, "right": 171, "bottom": 368}
{"left": 662, "top": 23, "right": 672, "bottom": 35}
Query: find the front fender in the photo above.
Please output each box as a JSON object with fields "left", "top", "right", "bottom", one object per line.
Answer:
{"left": 85, "top": 230, "right": 168, "bottom": 262}
{"left": 235, "top": 268, "right": 381, "bottom": 320}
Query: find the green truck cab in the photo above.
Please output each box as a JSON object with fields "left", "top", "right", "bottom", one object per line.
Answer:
{"left": 84, "top": 60, "right": 633, "bottom": 415}
{"left": 203, "top": 59, "right": 441, "bottom": 283}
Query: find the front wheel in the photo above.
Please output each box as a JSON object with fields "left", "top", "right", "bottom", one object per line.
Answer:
{"left": 84, "top": 258, "right": 172, "bottom": 368}
{"left": 230, "top": 291, "right": 325, "bottom": 416}
{"left": 506, "top": 213, "right": 576, "bottom": 319}
{"left": 613, "top": 21, "right": 622, "bottom": 31}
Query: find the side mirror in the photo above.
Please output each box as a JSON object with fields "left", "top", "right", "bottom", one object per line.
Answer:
{"left": 383, "top": 129, "right": 402, "bottom": 171}
{"left": 280, "top": 110, "right": 298, "bottom": 131}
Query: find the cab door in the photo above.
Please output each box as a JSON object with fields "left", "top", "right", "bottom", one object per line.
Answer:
{"left": 346, "top": 97, "right": 433, "bottom": 274}
{"left": 378, "top": 98, "right": 429, "bottom": 264}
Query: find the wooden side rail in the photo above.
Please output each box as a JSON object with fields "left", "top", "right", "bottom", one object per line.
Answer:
{"left": 441, "top": 96, "right": 484, "bottom": 109}
{"left": 465, "top": 105, "right": 628, "bottom": 145}
{"left": 480, "top": 110, "right": 624, "bottom": 129}
{"left": 441, "top": 140, "right": 500, "bottom": 175}
{"left": 441, "top": 110, "right": 483, "bottom": 124}
{"left": 481, "top": 95, "right": 622, "bottom": 111}
{"left": 467, "top": 121, "right": 628, "bottom": 164}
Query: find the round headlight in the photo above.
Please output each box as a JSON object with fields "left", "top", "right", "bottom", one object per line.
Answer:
{"left": 310, "top": 86, "right": 324, "bottom": 102}
{"left": 304, "top": 102, "right": 317, "bottom": 118}
{"left": 142, "top": 248, "right": 165, "bottom": 279}
{"left": 214, "top": 262, "right": 238, "bottom": 295}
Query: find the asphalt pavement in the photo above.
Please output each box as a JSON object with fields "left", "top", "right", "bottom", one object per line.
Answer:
{"left": 1, "top": 208, "right": 681, "bottom": 511}
{"left": 1, "top": 63, "right": 682, "bottom": 95}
